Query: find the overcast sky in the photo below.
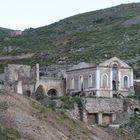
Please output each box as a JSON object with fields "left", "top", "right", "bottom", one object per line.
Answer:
{"left": 0, "top": 0, "right": 140, "bottom": 30}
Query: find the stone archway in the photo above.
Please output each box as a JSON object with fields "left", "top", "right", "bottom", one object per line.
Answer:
{"left": 23, "top": 90, "right": 31, "bottom": 97}
{"left": 35, "top": 85, "right": 45, "bottom": 100}
{"left": 47, "top": 89, "right": 58, "bottom": 97}
{"left": 134, "top": 108, "right": 140, "bottom": 113}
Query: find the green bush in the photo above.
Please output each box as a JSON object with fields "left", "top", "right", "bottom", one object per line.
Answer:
{"left": 121, "top": 114, "right": 140, "bottom": 140}
{"left": 0, "top": 126, "right": 21, "bottom": 140}
{"left": 51, "top": 96, "right": 82, "bottom": 109}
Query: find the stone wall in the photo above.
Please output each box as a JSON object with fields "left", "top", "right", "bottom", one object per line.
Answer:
{"left": 4, "top": 64, "right": 31, "bottom": 83}
{"left": 4, "top": 64, "right": 36, "bottom": 94}
{"left": 36, "top": 77, "right": 65, "bottom": 96}
{"left": 66, "top": 67, "right": 96, "bottom": 93}
{"left": 84, "top": 98, "right": 123, "bottom": 113}
{"left": 83, "top": 98, "right": 140, "bottom": 125}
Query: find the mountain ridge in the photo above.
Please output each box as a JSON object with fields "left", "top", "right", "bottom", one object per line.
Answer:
{"left": 0, "top": 2, "right": 140, "bottom": 77}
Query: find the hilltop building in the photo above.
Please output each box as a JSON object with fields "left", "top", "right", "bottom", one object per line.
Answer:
{"left": 66, "top": 57, "right": 134, "bottom": 97}
{"left": 1, "top": 57, "right": 137, "bottom": 125}
{"left": 3, "top": 57, "right": 134, "bottom": 98}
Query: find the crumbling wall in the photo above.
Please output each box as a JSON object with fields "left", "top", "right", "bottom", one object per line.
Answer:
{"left": 84, "top": 98, "right": 140, "bottom": 125}
{"left": 85, "top": 98, "right": 123, "bottom": 113}
{"left": 36, "top": 77, "right": 65, "bottom": 96}
{"left": 4, "top": 64, "right": 36, "bottom": 94}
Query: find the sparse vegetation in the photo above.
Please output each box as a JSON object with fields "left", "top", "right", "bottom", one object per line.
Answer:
{"left": 0, "top": 125, "right": 21, "bottom": 140}
{"left": 32, "top": 100, "right": 48, "bottom": 114}
{"left": 51, "top": 96, "right": 82, "bottom": 109}
{"left": 31, "top": 98, "right": 91, "bottom": 137}
{"left": 120, "top": 114, "right": 140, "bottom": 140}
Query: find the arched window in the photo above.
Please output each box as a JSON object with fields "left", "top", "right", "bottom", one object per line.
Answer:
{"left": 70, "top": 78, "right": 74, "bottom": 89}
{"left": 79, "top": 75, "right": 84, "bottom": 91}
{"left": 88, "top": 74, "right": 92, "bottom": 87}
{"left": 101, "top": 74, "right": 108, "bottom": 88}
{"left": 124, "top": 76, "right": 129, "bottom": 88}
{"left": 47, "top": 89, "right": 58, "bottom": 96}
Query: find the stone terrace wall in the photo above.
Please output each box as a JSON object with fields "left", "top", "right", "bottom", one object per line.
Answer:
{"left": 84, "top": 98, "right": 123, "bottom": 113}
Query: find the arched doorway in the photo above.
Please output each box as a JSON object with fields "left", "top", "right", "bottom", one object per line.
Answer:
{"left": 35, "top": 85, "right": 45, "bottom": 100}
{"left": 79, "top": 75, "right": 84, "bottom": 91}
{"left": 23, "top": 90, "right": 31, "bottom": 97}
{"left": 112, "top": 80, "right": 116, "bottom": 90}
{"left": 112, "top": 64, "right": 118, "bottom": 90}
{"left": 47, "top": 89, "right": 58, "bottom": 97}
{"left": 134, "top": 108, "right": 139, "bottom": 113}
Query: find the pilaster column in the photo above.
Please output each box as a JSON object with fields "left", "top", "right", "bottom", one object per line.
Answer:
{"left": 98, "top": 113, "right": 102, "bottom": 124}
{"left": 110, "top": 68, "right": 113, "bottom": 97}
{"left": 96, "top": 68, "right": 100, "bottom": 97}
{"left": 35, "top": 63, "right": 40, "bottom": 90}
{"left": 110, "top": 68, "right": 112, "bottom": 90}
{"left": 118, "top": 69, "right": 121, "bottom": 90}
{"left": 36, "top": 63, "right": 40, "bottom": 82}
{"left": 130, "top": 69, "right": 133, "bottom": 86}
{"left": 112, "top": 113, "right": 116, "bottom": 122}
{"left": 17, "top": 81, "right": 23, "bottom": 94}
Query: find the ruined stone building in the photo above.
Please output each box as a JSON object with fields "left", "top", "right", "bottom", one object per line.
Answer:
{"left": 4, "top": 64, "right": 37, "bottom": 95}
{"left": 1, "top": 57, "right": 137, "bottom": 125}
{"left": 3, "top": 63, "right": 66, "bottom": 97}
{"left": 3, "top": 57, "right": 134, "bottom": 98}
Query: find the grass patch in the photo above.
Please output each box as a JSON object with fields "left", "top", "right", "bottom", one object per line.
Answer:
{"left": 50, "top": 96, "right": 82, "bottom": 110}
{"left": 31, "top": 99, "right": 91, "bottom": 136}
{"left": 120, "top": 114, "right": 140, "bottom": 140}
{"left": 0, "top": 125, "right": 21, "bottom": 140}
{"left": 32, "top": 100, "right": 50, "bottom": 114}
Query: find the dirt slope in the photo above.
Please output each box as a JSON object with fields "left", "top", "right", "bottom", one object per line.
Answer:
{"left": 0, "top": 91, "right": 132, "bottom": 140}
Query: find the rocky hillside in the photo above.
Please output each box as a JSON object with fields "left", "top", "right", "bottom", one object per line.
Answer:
{"left": 0, "top": 3, "right": 140, "bottom": 77}
{"left": 0, "top": 27, "right": 12, "bottom": 40}
{"left": 0, "top": 91, "right": 134, "bottom": 140}
{"left": 0, "top": 27, "right": 22, "bottom": 39}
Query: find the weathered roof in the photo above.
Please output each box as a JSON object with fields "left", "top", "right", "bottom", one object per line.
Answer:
{"left": 7, "top": 64, "right": 31, "bottom": 69}
{"left": 67, "top": 57, "right": 132, "bottom": 72}
{"left": 98, "top": 57, "right": 132, "bottom": 68}
{"left": 67, "top": 62, "right": 96, "bottom": 71}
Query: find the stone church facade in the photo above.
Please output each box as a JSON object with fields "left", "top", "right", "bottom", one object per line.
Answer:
{"left": 66, "top": 57, "right": 134, "bottom": 97}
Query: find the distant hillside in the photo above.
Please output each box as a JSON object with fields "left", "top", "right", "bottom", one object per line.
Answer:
{"left": 0, "top": 27, "right": 12, "bottom": 39}
{"left": 0, "top": 27, "right": 22, "bottom": 41}
{"left": 0, "top": 3, "right": 140, "bottom": 77}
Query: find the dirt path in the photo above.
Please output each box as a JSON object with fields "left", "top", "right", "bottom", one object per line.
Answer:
{"left": 0, "top": 53, "right": 34, "bottom": 60}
